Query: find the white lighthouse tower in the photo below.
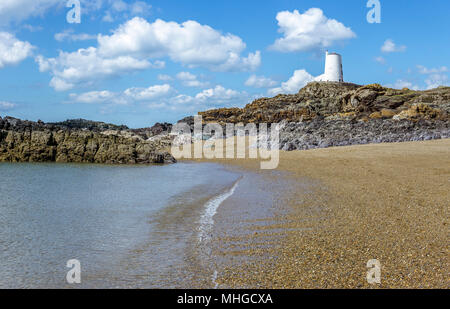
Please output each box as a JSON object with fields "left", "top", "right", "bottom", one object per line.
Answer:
{"left": 315, "top": 51, "right": 344, "bottom": 82}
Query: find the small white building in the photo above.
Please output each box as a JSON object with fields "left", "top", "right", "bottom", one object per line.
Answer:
{"left": 315, "top": 51, "right": 344, "bottom": 82}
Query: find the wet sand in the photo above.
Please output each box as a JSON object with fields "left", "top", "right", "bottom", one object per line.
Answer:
{"left": 187, "top": 139, "right": 450, "bottom": 288}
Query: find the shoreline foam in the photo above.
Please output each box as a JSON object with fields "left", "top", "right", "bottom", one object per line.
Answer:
{"left": 198, "top": 177, "right": 241, "bottom": 243}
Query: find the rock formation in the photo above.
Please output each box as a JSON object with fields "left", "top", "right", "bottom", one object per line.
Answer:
{"left": 194, "top": 83, "right": 450, "bottom": 150}
{"left": 0, "top": 117, "right": 176, "bottom": 164}
{"left": 199, "top": 82, "right": 449, "bottom": 124}
{"left": 2, "top": 82, "right": 449, "bottom": 161}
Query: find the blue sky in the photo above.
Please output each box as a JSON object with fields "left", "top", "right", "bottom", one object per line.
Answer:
{"left": 0, "top": 0, "right": 448, "bottom": 128}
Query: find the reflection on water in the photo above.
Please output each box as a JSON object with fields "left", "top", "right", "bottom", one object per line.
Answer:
{"left": 0, "top": 162, "right": 239, "bottom": 288}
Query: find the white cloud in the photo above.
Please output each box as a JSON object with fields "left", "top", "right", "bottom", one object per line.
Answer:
{"left": 268, "top": 69, "right": 315, "bottom": 95}
{"left": 163, "top": 85, "right": 249, "bottom": 110}
{"left": 176, "top": 71, "right": 209, "bottom": 87}
{"left": 39, "top": 16, "right": 259, "bottom": 90}
{"left": 69, "top": 90, "right": 116, "bottom": 104}
{"left": 169, "top": 94, "right": 194, "bottom": 105}
{"left": 102, "top": 0, "right": 151, "bottom": 22}
{"left": 157, "top": 74, "right": 172, "bottom": 81}
{"left": 22, "top": 24, "right": 43, "bottom": 32}
{"left": 385, "top": 65, "right": 449, "bottom": 90}
{"left": 194, "top": 85, "right": 247, "bottom": 105}
{"left": 129, "top": 1, "right": 152, "bottom": 15}
{"left": 55, "top": 29, "right": 97, "bottom": 42}
{"left": 245, "top": 75, "right": 278, "bottom": 88}
{"left": 375, "top": 56, "right": 386, "bottom": 64}
{"left": 381, "top": 39, "right": 406, "bottom": 53}
{"left": 424, "top": 74, "right": 448, "bottom": 90}
{"left": 69, "top": 84, "right": 173, "bottom": 105}
{"left": 0, "top": 0, "right": 60, "bottom": 26}
{"left": 386, "top": 80, "right": 420, "bottom": 90}
{"left": 124, "top": 84, "right": 173, "bottom": 100}
{"left": 417, "top": 65, "right": 448, "bottom": 75}
{"left": 36, "top": 47, "right": 164, "bottom": 91}
{"left": 69, "top": 83, "right": 249, "bottom": 112}
{"left": 415, "top": 65, "right": 449, "bottom": 89}
{"left": 0, "top": 101, "right": 17, "bottom": 110}
{"left": 0, "top": 0, "right": 150, "bottom": 26}
{"left": 183, "top": 80, "right": 210, "bottom": 88}
{"left": 111, "top": 0, "right": 128, "bottom": 12}
{"left": 102, "top": 12, "right": 114, "bottom": 23}
{"left": 97, "top": 17, "right": 261, "bottom": 72}
{"left": 50, "top": 78, "right": 74, "bottom": 92}
{"left": 0, "top": 32, "right": 34, "bottom": 68}
{"left": 176, "top": 71, "right": 196, "bottom": 81}
{"left": 269, "top": 8, "right": 356, "bottom": 52}
{"left": 166, "top": 85, "right": 250, "bottom": 109}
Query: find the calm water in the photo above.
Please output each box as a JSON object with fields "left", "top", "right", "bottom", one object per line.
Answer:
{"left": 0, "top": 162, "right": 239, "bottom": 288}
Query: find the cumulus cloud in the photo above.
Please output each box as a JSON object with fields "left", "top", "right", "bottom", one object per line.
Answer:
{"left": 417, "top": 65, "right": 448, "bottom": 75}
{"left": 39, "top": 17, "right": 259, "bottom": 91}
{"left": 193, "top": 85, "right": 247, "bottom": 106}
{"left": 69, "top": 90, "right": 117, "bottom": 104}
{"left": 416, "top": 65, "right": 449, "bottom": 89}
{"left": 69, "top": 84, "right": 248, "bottom": 111}
{"left": 55, "top": 29, "right": 97, "bottom": 42}
{"left": 0, "top": 100, "right": 17, "bottom": 111}
{"left": 22, "top": 24, "right": 44, "bottom": 32}
{"left": 424, "top": 74, "right": 448, "bottom": 89}
{"left": 161, "top": 85, "right": 250, "bottom": 111}
{"left": 0, "top": 0, "right": 150, "bottom": 26}
{"left": 102, "top": 0, "right": 152, "bottom": 22}
{"left": 0, "top": 32, "right": 34, "bottom": 68}
{"left": 385, "top": 65, "right": 449, "bottom": 90}
{"left": 97, "top": 17, "right": 261, "bottom": 72}
{"left": 268, "top": 70, "right": 315, "bottom": 95}
{"left": 176, "top": 72, "right": 197, "bottom": 81}
{"left": 374, "top": 56, "right": 386, "bottom": 64}
{"left": 0, "top": 0, "right": 60, "bottom": 26}
{"left": 176, "top": 71, "right": 209, "bottom": 87}
{"left": 124, "top": 84, "right": 173, "bottom": 101}
{"left": 36, "top": 47, "right": 164, "bottom": 91}
{"left": 157, "top": 74, "right": 172, "bottom": 81}
{"left": 69, "top": 84, "right": 173, "bottom": 105}
{"left": 381, "top": 39, "right": 406, "bottom": 53}
{"left": 269, "top": 8, "right": 356, "bottom": 52}
{"left": 245, "top": 75, "right": 278, "bottom": 88}
{"left": 385, "top": 80, "right": 420, "bottom": 90}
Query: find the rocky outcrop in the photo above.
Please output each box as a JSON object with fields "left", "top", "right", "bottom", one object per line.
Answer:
{"left": 275, "top": 119, "right": 450, "bottom": 151}
{"left": 0, "top": 117, "right": 176, "bottom": 164}
{"left": 199, "top": 82, "right": 450, "bottom": 124}
{"left": 47, "top": 118, "right": 129, "bottom": 131}
{"left": 131, "top": 122, "right": 173, "bottom": 139}
{"left": 194, "top": 82, "right": 450, "bottom": 151}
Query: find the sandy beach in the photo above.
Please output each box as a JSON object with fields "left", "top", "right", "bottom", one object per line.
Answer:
{"left": 187, "top": 139, "right": 450, "bottom": 288}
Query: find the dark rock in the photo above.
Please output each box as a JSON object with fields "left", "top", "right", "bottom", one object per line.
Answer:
{"left": 198, "top": 82, "right": 449, "bottom": 124}
{"left": 0, "top": 118, "right": 176, "bottom": 165}
{"left": 272, "top": 119, "right": 450, "bottom": 151}
{"left": 131, "top": 122, "right": 173, "bottom": 139}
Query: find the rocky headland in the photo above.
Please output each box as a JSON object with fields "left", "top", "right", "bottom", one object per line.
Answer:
{"left": 197, "top": 82, "right": 450, "bottom": 150}
{"left": 0, "top": 117, "right": 176, "bottom": 164}
{"left": 1, "top": 82, "right": 449, "bottom": 164}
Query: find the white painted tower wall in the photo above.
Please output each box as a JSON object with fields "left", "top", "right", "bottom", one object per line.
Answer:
{"left": 316, "top": 51, "right": 344, "bottom": 82}
{"left": 324, "top": 51, "right": 343, "bottom": 82}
